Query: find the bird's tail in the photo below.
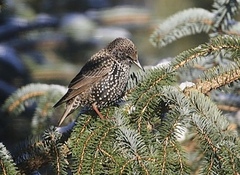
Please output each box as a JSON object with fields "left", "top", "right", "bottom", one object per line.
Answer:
{"left": 58, "top": 106, "right": 72, "bottom": 126}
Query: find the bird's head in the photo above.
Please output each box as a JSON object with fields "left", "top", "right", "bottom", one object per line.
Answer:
{"left": 106, "top": 37, "right": 144, "bottom": 70}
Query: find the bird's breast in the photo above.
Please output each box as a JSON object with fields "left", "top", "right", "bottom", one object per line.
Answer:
{"left": 89, "top": 63, "right": 130, "bottom": 108}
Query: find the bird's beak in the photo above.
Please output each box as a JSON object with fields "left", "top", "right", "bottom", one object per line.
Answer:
{"left": 133, "top": 60, "right": 144, "bottom": 71}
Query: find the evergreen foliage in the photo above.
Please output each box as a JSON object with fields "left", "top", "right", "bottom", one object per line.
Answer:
{"left": 150, "top": 8, "right": 213, "bottom": 48}
{"left": 0, "top": 143, "right": 20, "bottom": 175}
{"left": 1, "top": 0, "right": 240, "bottom": 174}
{"left": 150, "top": 0, "right": 240, "bottom": 47}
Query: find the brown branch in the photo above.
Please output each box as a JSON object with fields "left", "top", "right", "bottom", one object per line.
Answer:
{"left": 184, "top": 68, "right": 240, "bottom": 95}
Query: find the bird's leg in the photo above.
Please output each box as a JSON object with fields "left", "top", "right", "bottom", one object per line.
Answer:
{"left": 92, "top": 103, "right": 105, "bottom": 119}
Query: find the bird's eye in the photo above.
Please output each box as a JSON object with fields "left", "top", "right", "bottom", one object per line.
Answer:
{"left": 126, "top": 55, "right": 132, "bottom": 60}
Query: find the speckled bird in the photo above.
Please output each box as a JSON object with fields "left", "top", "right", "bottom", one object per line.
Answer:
{"left": 54, "top": 37, "right": 143, "bottom": 126}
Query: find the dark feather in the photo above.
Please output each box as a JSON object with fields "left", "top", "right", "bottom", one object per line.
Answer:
{"left": 53, "top": 51, "right": 111, "bottom": 108}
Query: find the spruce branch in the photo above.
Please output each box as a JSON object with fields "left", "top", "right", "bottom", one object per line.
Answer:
{"left": 11, "top": 126, "right": 70, "bottom": 174}
{"left": 2, "top": 83, "right": 66, "bottom": 116}
{"left": 184, "top": 62, "right": 240, "bottom": 95}
{"left": 150, "top": 8, "right": 214, "bottom": 48}
{"left": 188, "top": 91, "right": 240, "bottom": 174}
{"left": 150, "top": 0, "right": 240, "bottom": 49}
{"left": 116, "top": 123, "right": 150, "bottom": 175}
{"left": 126, "top": 67, "right": 176, "bottom": 133}
{"left": 129, "top": 67, "right": 175, "bottom": 110}
{"left": 42, "top": 127, "right": 70, "bottom": 175}
{"left": 69, "top": 115, "right": 117, "bottom": 174}
{"left": 171, "top": 35, "right": 240, "bottom": 94}
{"left": 173, "top": 35, "right": 240, "bottom": 71}
{"left": 0, "top": 143, "right": 19, "bottom": 175}
{"left": 212, "top": 0, "right": 240, "bottom": 31}
{"left": 126, "top": 85, "right": 191, "bottom": 174}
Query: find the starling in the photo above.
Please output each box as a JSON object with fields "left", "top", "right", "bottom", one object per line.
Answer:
{"left": 54, "top": 37, "right": 143, "bottom": 126}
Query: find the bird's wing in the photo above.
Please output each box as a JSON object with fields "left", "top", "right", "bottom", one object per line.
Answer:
{"left": 69, "top": 60, "right": 109, "bottom": 89}
{"left": 69, "top": 51, "right": 111, "bottom": 89}
{"left": 65, "top": 68, "right": 109, "bottom": 101}
{"left": 54, "top": 53, "right": 111, "bottom": 107}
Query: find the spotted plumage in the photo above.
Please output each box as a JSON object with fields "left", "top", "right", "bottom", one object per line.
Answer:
{"left": 54, "top": 37, "right": 143, "bottom": 126}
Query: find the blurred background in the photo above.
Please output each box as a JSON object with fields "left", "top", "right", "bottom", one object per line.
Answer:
{"left": 0, "top": 0, "right": 213, "bottom": 148}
